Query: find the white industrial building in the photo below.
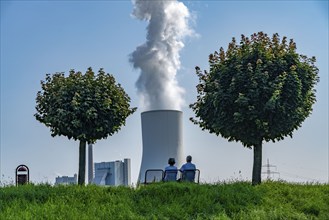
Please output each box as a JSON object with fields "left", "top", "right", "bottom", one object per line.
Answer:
{"left": 55, "top": 174, "right": 77, "bottom": 185}
{"left": 93, "top": 158, "right": 131, "bottom": 186}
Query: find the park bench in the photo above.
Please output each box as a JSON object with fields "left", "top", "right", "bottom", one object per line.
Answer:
{"left": 144, "top": 169, "right": 200, "bottom": 184}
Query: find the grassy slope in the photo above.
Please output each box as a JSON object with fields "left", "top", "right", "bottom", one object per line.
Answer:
{"left": 0, "top": 181, "right": 328, "bottom": 220}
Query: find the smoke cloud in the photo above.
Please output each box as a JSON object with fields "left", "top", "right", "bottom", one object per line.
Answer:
{"left": 130, "top": 0, "right": 193, "bottom": 111}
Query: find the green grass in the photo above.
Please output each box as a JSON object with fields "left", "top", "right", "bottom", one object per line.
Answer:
{"left": 1, "top": 181, "right": 328, "bottom": 219}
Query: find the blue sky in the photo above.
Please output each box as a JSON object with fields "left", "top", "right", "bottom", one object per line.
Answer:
{"left": 1, "top": 0, "right": 328, "bottom": 185}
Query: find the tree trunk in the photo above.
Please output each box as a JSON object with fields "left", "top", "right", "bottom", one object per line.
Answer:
{"left": 78, "top": 140, "right": 86, "bottom": 185}
{"left": 252, "top": 141, "right": 262, "bottom": 185}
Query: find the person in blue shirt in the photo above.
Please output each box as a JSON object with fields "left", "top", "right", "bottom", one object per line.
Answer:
{"left": 164, "top": 158, "right": 178, "bottom": 181}
{"left": 180, "top": 155, "right": 196, "bottom": 182}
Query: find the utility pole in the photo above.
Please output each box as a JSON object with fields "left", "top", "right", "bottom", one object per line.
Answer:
{"left": 262, "top": 159, "right": 280, "bottom": 180}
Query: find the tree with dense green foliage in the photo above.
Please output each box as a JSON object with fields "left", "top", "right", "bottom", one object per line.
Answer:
{"left": 35, "top": 67, "right": 136, "bottom": 185}
{"left": 190, "top": 32, "right": 319, "bottom": 185}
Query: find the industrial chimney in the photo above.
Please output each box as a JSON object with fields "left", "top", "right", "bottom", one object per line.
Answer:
{"left": 138, "top": 110, "right": 183, "bottom": 183}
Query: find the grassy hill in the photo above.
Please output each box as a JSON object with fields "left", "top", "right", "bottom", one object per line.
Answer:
{"left": 1, "top": 181, "right": 328, "bottom": 219}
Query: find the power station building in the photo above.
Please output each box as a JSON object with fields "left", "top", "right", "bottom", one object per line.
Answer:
{"left": 55, "top": 174, "right": 77, "bottom": 185}
{"left": 93, "top": 158, "right": 131, "bottom": 186}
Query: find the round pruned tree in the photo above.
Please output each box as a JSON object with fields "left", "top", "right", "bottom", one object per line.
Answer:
{"left": 35, "top": 67, "right": 136, "bottom": 185}
{"left": 190, "top": 32, "right": 319, "bottom": 185}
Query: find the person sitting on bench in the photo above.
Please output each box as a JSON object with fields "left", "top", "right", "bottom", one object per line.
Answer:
{"left": 180, "top": 155, "right": 196, "bottom": 182}
{"left": 164, "top": 158, "right": 178, "bottom": 181}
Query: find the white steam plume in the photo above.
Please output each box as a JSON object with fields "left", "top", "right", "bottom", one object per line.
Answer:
{"left": 130, "top": 0, "right": 193, "bottom": 111}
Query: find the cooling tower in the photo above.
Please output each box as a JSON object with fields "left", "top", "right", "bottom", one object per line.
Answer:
{"left": 138, "top": 110, "right": 183, "bottom": 183}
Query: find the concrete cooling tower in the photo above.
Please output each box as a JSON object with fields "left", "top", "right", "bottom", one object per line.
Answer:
{"left": 138, "top": 110, "right": 183, "bottom": 183}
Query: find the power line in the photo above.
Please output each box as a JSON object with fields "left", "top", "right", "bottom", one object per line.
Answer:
{"left": 276, "top": 162, "right": 328, "bottom": 183}
{"left": 279, "top": 171, "right": 326, "bottom": 183}
{"left": 261, "top": 159, "right": 327, "bottom": 183}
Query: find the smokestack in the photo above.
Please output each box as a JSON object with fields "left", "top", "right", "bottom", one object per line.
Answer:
{"left": 88, "top": 144, "right": 93, "bottom": 184}
{"left": 138, "top": 110, "right": 183, "bottom": 183}
{"left": 123, "top": 158, "right": 131, "bottom": 186}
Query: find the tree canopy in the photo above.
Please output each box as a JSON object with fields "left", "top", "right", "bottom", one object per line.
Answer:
{"left": 35, "top": 67, "right": 136, "bottom": 184}
{"left": 190, "top": 32, "right": 319, "bottom": 184}
{"left": 35, "top": 67, "right": 136, "bottom": 143}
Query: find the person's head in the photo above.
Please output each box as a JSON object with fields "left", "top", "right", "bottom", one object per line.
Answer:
{"left": 186, "top": 155, "right": 192, "bottom": 163}
{"left": 168, "top": 158, "right": 175, "bottom": 166}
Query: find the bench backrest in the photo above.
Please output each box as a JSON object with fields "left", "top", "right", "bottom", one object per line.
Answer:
{"left": 144, "top": 169, "right": 164, "bottom": 184}
{"left": 164, "top": 170, "right": 178, "bottom": 181}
